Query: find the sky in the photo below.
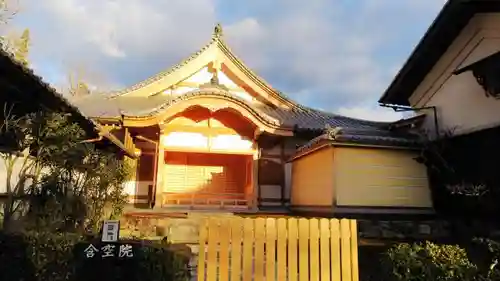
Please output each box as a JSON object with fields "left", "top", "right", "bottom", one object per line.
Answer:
{"left": 10, "top": 0, "right": 446, "bottom": 122}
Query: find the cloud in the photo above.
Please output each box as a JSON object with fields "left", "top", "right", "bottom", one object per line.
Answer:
{"left": 17, "top": 0, "right": 217, "bottom": 86}
{"left": 337, "top": 104, "right": 403, "bottom": 122}
{"left": 13, "top": 0, "right": 444, "bottom": 120}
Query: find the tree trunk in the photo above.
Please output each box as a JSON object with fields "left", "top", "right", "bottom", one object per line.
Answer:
{"left": 2, "top": 197, "right": 14, "bottom": 231}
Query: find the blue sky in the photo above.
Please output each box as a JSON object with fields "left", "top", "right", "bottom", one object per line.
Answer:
{"left": 11, "top": 0, "right": 445, "bottom": 121}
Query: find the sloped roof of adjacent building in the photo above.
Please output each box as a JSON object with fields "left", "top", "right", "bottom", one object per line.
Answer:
{"left": 289, "top": 126, "right": 422, "bottom": 161}
{"left": 0, "top": 48, "right": 88, "bottom": 123}
{"left": 0, "top": 48, "right": 135, "bottom": 158}
{"left": 379, "top": 0, "right": 500, "bottom": 105}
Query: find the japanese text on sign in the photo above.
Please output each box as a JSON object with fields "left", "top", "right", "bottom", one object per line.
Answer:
{"left": 101, "top": 220, "right": 120, "bottom": 242}
{"left": 83, "top": 243, "right": 134, "bottom": 259}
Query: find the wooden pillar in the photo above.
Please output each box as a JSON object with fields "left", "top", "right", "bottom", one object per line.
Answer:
{"left": 123, "top": 127, "right": 139, "bottom": 204}
{"left": 253, "top": 128, "right": 263, "bottom": 209}
{"left": 251, "top": 148, "right": 260, "bottom": 210}
{"left": 124, "top": 128, "right": 137, "bottom": 181}
{"left": 154, "top": 128, "right": 165, "bottom": 208}
{"left": 280, "top": 138, "right": 286, "bottom": 205}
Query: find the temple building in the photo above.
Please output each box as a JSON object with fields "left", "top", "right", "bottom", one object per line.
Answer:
{"left": 71, "top": 24, "right": 433, "bottom": 216}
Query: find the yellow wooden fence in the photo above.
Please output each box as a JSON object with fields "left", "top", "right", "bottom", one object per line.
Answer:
{"left": 197, "top": 217, "right": 359, "bottom": 281}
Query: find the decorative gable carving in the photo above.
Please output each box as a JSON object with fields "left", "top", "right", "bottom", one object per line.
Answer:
{"left": 161, "top": 66, "right": 257, "bottom": 103}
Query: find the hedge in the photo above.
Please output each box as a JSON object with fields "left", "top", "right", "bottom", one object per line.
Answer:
{"left": 382, "top": 240, "right": 500, "bottom": 281}
{"left": 0, "top": 231, "right": 190, "bottom": 281}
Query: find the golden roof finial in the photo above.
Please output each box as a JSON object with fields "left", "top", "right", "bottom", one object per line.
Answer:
{"left": 213, "top": 23, "right": 223, "bottom": 39}
{"left": 210, "top": 71, "right": 219, "bottom": 85}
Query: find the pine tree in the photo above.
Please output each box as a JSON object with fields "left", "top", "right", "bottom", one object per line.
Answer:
{"left": 13, "top": 28, "right": 29, "bottom": 67}
{"left": 68, "top": 71, "right": 92, "bottom": 96}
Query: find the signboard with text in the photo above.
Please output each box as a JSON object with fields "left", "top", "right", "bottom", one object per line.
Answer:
{"left": 101, "top": 220, "right": 120, "bottom": 242}
{"left": 83, "top": 242, "right": 135, "bottom": 259}
{"left": 74, "top": 242, "right": 140, "bottom": 281}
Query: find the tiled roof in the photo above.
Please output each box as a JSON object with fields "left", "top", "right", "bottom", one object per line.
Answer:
{"left": 0, "top": 49, "right": 136, "bottom": 158}
{"left": 293, "top": 126, "right": 422, "bottom": 157}
{"left": 108, "top": 39, "right": 216, "bottom": 98}
{"left": 70, "top": 88, "right": 392, "bottom": 132}
{"left": 75, "top": 24, "right": 391, "bottom": 132}
{"left": 70, "top": 93, "right": 170, "bottom": 119}
{"left": 0, "top": 48, "right": 98, "bottom": 134}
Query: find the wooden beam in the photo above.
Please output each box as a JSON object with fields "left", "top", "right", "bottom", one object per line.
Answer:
{"left": 163, "top": 124, "right": 253, "bottom": 138}
{"left": 163, "top": 146, "right": 255, "bottom": 155}
{"left": 175, "top": 81, "right": 245, "bottom": 93}
{"left": 260, "top": 153, "right": 282, "bottom": 158}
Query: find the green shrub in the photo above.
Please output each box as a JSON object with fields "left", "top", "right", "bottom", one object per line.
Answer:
{"left": 0, "top": 231, "right": 190, "bottom": 281}
{"left": 137, "top": 242, "right": 191, "bottom": 281}
{"left": 383, "top": 241, "right": 477, "bottom": 281}
{"left": 470, "top": 238, "right": 500, "bottom": 281}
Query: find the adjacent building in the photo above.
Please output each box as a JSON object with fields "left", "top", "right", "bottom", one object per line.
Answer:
{"left": 0, "top": 47, "right": 133, "bottom": 194}
{"left": 378, "top": 0, "right": 500, "bottom": 220}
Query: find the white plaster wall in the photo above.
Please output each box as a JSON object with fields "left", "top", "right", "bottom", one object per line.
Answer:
{"left": 211, "top": 135, "right": 253, "bottom": 150}
{"left": 123, "top": 180, "right": 154, "bottom": 203}
{"left": 161, "top": 132, "right": 253, "bottom": 151}
{"left": 259, "top": 184, "right": 282, "bottom": 206}
{"left": 409, "top": 14, "right": 500, "bottom": 137}
{"left": 0, "top": 157, "right": 37, "bottom": 194}
{"left": 162, "top": 132, "right": 209, "bottom": 148}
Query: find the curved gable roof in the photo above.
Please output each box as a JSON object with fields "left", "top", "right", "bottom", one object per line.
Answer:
{"left": 105, "top": 24, "right": 298, "bottom": 109}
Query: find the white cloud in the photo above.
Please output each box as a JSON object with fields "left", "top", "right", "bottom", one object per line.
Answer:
{"left": 13, "top": 0, "right": 445, "bottom": 120}
{"left": 32, "top": 0, "right": 216, "bottom": 58}
{"left": 337, "top": 104, "right": 403, "bottom": 122}
{"left": 222, "top": 9, "right": 388, "bottom": 107}
{"left": 17, "top": 0, "right": 217, "bottom": 87}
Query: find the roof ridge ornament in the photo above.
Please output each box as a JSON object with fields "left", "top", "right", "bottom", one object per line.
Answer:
{"left": 199, "top": 70, "right": 229, "bottom": 91}
{"left": 213, "top": 23, "right": 223, "bottom": 39}
{"left": 210, "top": 70, "right": 220, "bottom": 85}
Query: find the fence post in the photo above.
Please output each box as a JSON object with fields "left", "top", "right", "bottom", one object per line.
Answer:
{"left": 197, "top": 217, "right": 359, "bottom": 281}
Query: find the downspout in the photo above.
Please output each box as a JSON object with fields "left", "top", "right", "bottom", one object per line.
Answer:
{"left": 135, "top": 135, "right": 159, "bottom": 208}
{"left": 379, "top": 103, "right": 440, "bottom": 138}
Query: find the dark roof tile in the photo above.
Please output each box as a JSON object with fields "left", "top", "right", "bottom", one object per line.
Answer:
{"left": 71, "top": 88, "right": 393, "bottom": 132}
{"left": 293, "top": 126, "right": 421, "bottom": 158}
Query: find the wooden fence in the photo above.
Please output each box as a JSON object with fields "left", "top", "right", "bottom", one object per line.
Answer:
{"left": 197, "top": 217, "right": 359, "bottom": 281}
